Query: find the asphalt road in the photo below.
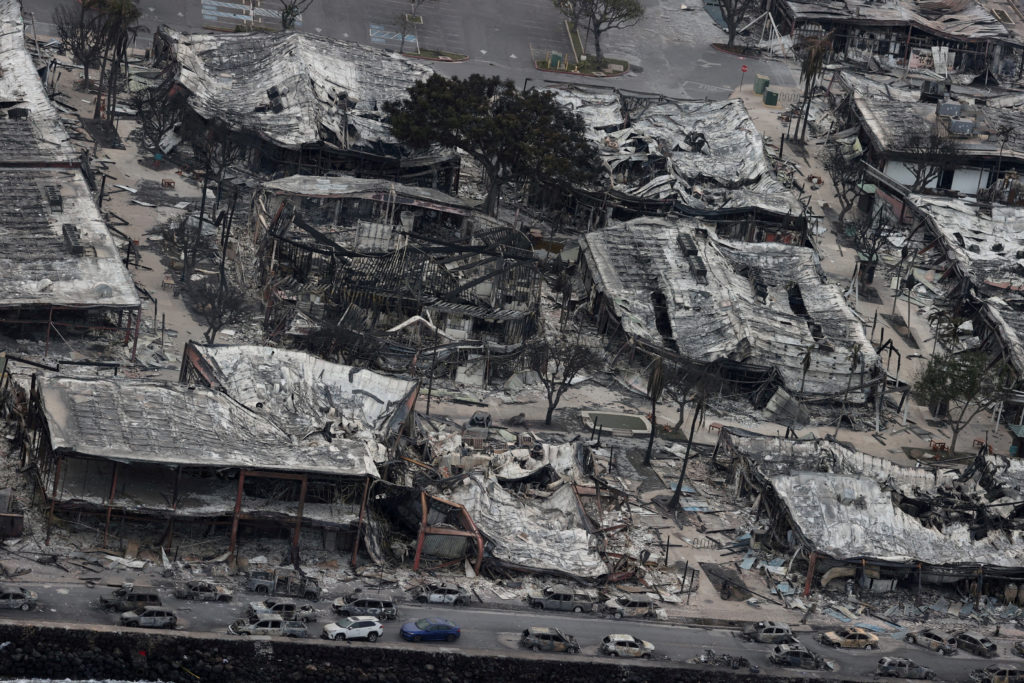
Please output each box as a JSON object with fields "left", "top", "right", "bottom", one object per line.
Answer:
{"left": 22, "top": 0, "right": 797, "bottom": 98}
{"left": 4, "top": 579, "right": 1018, "bottom": 681}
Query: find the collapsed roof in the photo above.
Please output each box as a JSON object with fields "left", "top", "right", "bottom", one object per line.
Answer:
{"left": 445, "top": 472, "right": 607, "bottom": 579}
{"left": 544, "top": 84, "right": 804, "bottom": 220}
{"left": 156, "top": 27, "right": 438, "bottom": 155}
{"left": 261, "top": 175, "right": 477, "bottom": 216}
{"left": 0, "top": 1, "right": 77, "bottom": 166}
{"left": 181, "top": 343, "right": 419, "bottom": 438}
{"left": 36, "top": 374, "right": 381, "bottom": 477}
{"left": 906, "top": 194, "right": 1024, "bottom": 376}
{"left": 780, "top": 0, "right": 1011, "bottom": 43}
{"left": 722, "top": 430, "right": 1024, "bottom": 570}
{"left": 580, "top": 217, "right": 879, "bottom": 402}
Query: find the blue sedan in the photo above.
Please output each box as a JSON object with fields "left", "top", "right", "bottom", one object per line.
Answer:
{"left": 400, "top": 617, "right": 460, "bottom": 642}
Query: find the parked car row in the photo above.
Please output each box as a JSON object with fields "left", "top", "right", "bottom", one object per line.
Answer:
{"left": 905, "top": 628, "right": 1000, "bottom": 658}
{"left": 518, "top": 625, "right": 655, "bottom": 659}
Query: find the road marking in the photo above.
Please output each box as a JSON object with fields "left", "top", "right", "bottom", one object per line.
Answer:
{"left": 200, "top": 0, "right": 301, "bottom": 28}
{"left": 369, "top": 23, "right": 417, "bottom": 45}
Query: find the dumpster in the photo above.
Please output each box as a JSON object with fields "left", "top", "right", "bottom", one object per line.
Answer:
{"left": 763, "top": 89, "right": 779, "bottom": 106}
{"left": 753, "top": 74, "right": 770, "bottom": 94}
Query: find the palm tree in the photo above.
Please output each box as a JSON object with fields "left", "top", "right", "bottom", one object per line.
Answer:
{"left": 644, "top": 357, "right": 666, "bottom": 466}
{"left": 796, "top": 33, "right": 832, "bottom": 141}
{"left": 93, "top": 0, "right": 143, "bottom": 121}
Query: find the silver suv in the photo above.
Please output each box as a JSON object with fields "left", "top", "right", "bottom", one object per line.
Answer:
{"left": 527, "top": 585, "right": 594, "bottom": 613}
{"left": 120, "top": 606, "right": 177, "bottom": 629}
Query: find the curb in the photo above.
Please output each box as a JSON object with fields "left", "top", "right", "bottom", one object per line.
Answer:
{"left": 533, "top": 64, "right": 630, "bottom": 78}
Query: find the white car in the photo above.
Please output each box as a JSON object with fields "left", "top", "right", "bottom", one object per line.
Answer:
{"left": 322, "top": 616, "right": 384, "bottom": 642}
{"left": 600, "top": 633, "right": 655, "bottom": 658}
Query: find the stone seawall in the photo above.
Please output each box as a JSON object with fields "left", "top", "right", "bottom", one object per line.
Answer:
{"left": 0, "top": 622, "right": 861, "bottom": 682}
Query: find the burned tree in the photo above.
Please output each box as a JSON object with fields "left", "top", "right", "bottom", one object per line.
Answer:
{"left": 131, "top": 87, "right": 182, "bottom": 154}
{"left": 527, "top": 333, "right": 600, "bottom": 425}
{"left": 913, "top": 351, "right": 1012, "bottom": 454}
{"left": 796, "top": 33, "right": 831, "bottom": 141}
{"left": 823, "top": 143, "right": 863, "bottom": 224}
{"left": 280, "top": 0, "right": 314, "bottom": 30}
{"left": 186, "top": 278, "right": 256, "bottom": 344}
{"left": 644, "top": 357, "right": 666, "bottom": 465}
{"left": 849, "top": 215, "right": 898, "bottom": 285}
{"left": 53, "top": 0, "right": 105, "bottom": 88}
{"left": 717, "top": 0, "right": 761, "bottom": 48}
{"left": 385, "top": 74, "right": 600, "bottom": 216}
{"left": 900, "top": 134, "right": 963, "bottom": 192}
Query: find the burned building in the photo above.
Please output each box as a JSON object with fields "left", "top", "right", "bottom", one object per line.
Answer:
{"left": 720, "top": 428, "right": 1024, "bottom": 592}
{"left": 541, "top": 84, "right": 806, "bottom": 241}
{"left": 252, "top": 175, "right": 541, "bottom": 379}
{"left": 897, "top": 195, "right": 1024, "bottom": 394}
{"left": 152, "top": 27, "right": 459, "bottom": 189}
{"left": 579, "top": 217, "right": 880, "bottom": 407}
{"left": 851, "top": 92, "right": 1024, "bottom": 197}
{"left": 771, "top": 0, "right": 1024, "bottom": 83}
{"left": 10, "top": 344, "right": 419, "bottom": 560}
{"left": 0, "top": 0, "right": 140, "bottom": 357}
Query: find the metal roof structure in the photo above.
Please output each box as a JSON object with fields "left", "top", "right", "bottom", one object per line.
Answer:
{"left": 854, "top": 93, "right": 1024, "bottom": 164}
{"left": 580, "top": 217, "right": 879, "bottom": 402}
{"left": 158, "top": 27, "right": 433, "bottom": 153}
{"left": 722, "top": 430, "right": 1024, "bottom": 570}
{"left": 182, "top": 343, "right": 418, "bottom": 439}
{"left": 906, "top": 194, "right": 1024, "bottom": 376}
{"left": 0, "top": 1, "right": 76, "bottom": 167}
{"left": 36, "top": 373, "right": 381, "bottom": 478}
{"left": 0, "top": 0, "right": 138, "bottom": 312}
{"left": 544, "top": 84, "right": 804, "bottom": 220}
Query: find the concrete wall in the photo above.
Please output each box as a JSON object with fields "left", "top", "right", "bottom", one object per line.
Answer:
{"left": 0, "top": 621, "right": 861, "bottom": 683}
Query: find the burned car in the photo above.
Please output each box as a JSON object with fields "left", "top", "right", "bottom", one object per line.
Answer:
{"left": 174, "top": 580, "right": 232, "bottom": 602}
{"left": 769, "top": 644, "right": 826, "bottom": 670}
{"left": 520, "top": 626, "right": 579, "bottom": 653}
{"left": 527, "top": 585, "right": 595, "bottom": 613}
{"left": 958, "top": 632, "right": 998, "bottom": 658}
{"left": 247, "top": 598, "right": 318, "bottom": 622}
{"left": 0, "top": 585, "right": 37, "bottom": 611}
{"left": 229, "top": 616, "right": 308, "bottom": 638}
{"left": 819, "top": 627, "right": 878, "bottom": 649}
{"left": 120, "top": 606, "right": 177, "bottom": 629}
{"left": 412, "top": 583, "right": 470, "bottom": 606}
{"left": 332, "top": 596, "right": 398, "bottom": 620}
{"left": 905, "top": 628, "right": 957, "bottom": 655}
{"left": 876, "top": 656, "right": 934, "bottom": 680}
{"left": 602, "top": 596, "right": 656, "bottom": 619}
{"left": 741, "top": 621, "right": 795, "bottom": 644}
{"left": 970, "top": 665, "right": 1024, "bottom": 683}
{"left": 600, "top": 633, "right": 654, "bottom": 658}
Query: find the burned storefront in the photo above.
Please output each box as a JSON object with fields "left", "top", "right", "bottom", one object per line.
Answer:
{"left": 251, "top": 175, "right": 541, "bottom": 380}
{"left": 8, "top": 345, "right": 419, "bottom": 562}
{"left": 579, "top": 216, "right": 881, "bottom": 411}
{"left": 720, "top": 428, "right": 1024, "bottom": 597}
{"left": 152, "top": 27, "right": 459, "bottom": 189}
{"left": 0, "top": 1, "right": 141, "bottom": 358}
{"left": 540, "top": 84, "right": 806, "bottom": 242}
{"left": 770, "top": 0, "right": 1024, "bottom": 84}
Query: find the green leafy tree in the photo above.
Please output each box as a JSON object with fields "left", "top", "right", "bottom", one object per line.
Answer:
{"left": 385, "top": 74, "right": 600, "bottom": 215}
{"left": 562, "top": 0, "right": 645, "bottom": 62}
{"left": 912, "top": 351, "right": 1012, "bottom": 454}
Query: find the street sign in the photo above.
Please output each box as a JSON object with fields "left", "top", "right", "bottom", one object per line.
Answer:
{"left": 741, "top": 64, "right": 748, "bottom": 73}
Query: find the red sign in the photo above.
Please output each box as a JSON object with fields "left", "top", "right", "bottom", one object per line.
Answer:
{"left": 741, "top": 64, "right": 748, "bottom": 73}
